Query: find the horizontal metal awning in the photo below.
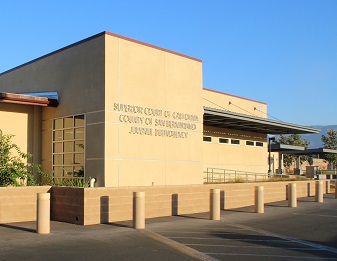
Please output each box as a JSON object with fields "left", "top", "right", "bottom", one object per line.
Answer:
{"left": 204, "top": 107, "right": 320, "bottom": 134}
{"left": 270, "top": 143, "right": 305, "bottom": 152}
{"left": 280, "top": 148, "right": 337, "bottom": 155}
{"left": 0, "top": 92, "right": 58, "bottom": 107}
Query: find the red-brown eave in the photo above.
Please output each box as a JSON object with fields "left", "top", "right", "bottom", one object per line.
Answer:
{"left": 105, "top": 32, "right": 202, "bottom": 63}
{"left": 0, "top": 92, "right": 50, "bottom": 106}
{"left": 203, "top": 88, "right": 267, "bottom": 105}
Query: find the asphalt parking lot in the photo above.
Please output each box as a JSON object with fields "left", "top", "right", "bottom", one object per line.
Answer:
{"left": 1, "top": 194, "right": 337, "bottom": 260}
{"left": 147, "top": 194, "right": 337, "bottom": 260}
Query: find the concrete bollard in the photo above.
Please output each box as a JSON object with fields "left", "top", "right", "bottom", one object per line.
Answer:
{"left": 288, "top": 183, "right": 297, "bottom": 208}
{"left": 36, "top": 193, "right": 50, "bottom": 234}
{"left": 326, "top": 180, "right": 330, "bottom": 194}
{"left": 210, "top": 189, "right": 220, "bottom": 220}
{"left": 315, "top": 181, "right": 323, "bottom": 203}
{"left": 133, "top": 192, "right": 145, "bottom": 229}
{"left": 255, "top": 186, "right": 264, "bottom": 213}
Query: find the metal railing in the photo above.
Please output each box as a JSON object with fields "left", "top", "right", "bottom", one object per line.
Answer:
{"left": 205, "top": 168, "right": 269, "bottom": 183}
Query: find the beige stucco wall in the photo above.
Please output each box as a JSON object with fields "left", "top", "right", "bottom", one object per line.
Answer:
{"left": 0, "top": 35, "right": 106, "bottom": 179}
{"left": 103, "top": 34, "right": 203, "bottom": 187}
{"left": 0, "top": 103, "right": 41, "bottom": 174}
{"left": 0, "top": 32, "right": 272, "bottom": 187}
{"left": 203, "top": 88, "right": 267, "bottom": 118}
{"left": 0, "top": 33, "right": 203, "bottom": 187}
{"left": 203, "top": 125, "right": 268, "bottom": 174}
{"left": 202, "top": 89, "right": 268, "bottom": 175}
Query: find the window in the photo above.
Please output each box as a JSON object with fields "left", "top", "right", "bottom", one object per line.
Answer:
{"left": 52, "top": 114, "right": 85, "bottom": 182}
{"left": 256, "top": 142, "right": 264, "bottom": 147}
{"left": 246, "top": 141, "right": 254, "bottom": 146}
{"left": 231, "top": 139, "right": 240, "bottom": 145}
{"left": 203, "top": 136, "right": 212, "bottom": 142}
{"left": 219, "top": 138, "right": 229, "bottom": 144}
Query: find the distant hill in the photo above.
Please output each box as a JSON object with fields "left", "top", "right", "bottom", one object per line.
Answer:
{"left": 302, "top": 125, "right": 337, "bottom": 148}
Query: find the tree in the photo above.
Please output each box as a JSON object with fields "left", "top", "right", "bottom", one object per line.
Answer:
{"left": 321, "top": 129, "right": 337, "bottom": 169}
{"left": 0, "top": 129, "right": 44, "bottom": 186}
{"left": 278, "top": 134, "right": 310, "bottom": 168}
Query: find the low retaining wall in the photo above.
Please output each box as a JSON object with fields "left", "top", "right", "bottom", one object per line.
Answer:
{"left": 51, "top": 187, "right": 84, "bottom": 225}
{"left": 0, "top": 186, "right": 51, "bottom": 223}
{"left": 52, "top": 180, "right": 318, "bottom": 225}
{"left": 0, "top": 181, "right": 323, "bottom": 225}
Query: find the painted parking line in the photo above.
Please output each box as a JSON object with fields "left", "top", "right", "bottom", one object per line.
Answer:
{"left": 139, "top": 229, "right": 219, "bottom": 261}
{"left": 185, "top": 244, "right": 320, "bottom": 251}
{"left": 226, "top": 222, "right": 337, "bottom": 255}
{"left": 168, "top": 236, "right": 288, "bottom": 243}
{"left": 148, "top": 221, "right": 337, "bottom": 260}
{"left": 204, "top": 252, "right": 337, "bottom": 260}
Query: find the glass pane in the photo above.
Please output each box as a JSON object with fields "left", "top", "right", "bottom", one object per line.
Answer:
{"left": 231, "top": 139, "right": 240, "bottom": 145}
{"left": 64, "top": 129, "right": 73, "bottom": 140}
{"left": 53, "top": 142, "right": 62, "bottom": 153}
{"left": 64, "top": 166, "right": 74, "bottom": 177}
{"left": 64, "top": 154, "right": 73, "bottom": 165}
{"left": 75, "top": 140, "right": 84, "bottom": 152}
{"left": 53, "top": 166, "right": 63, "bottom": 177}
{"left": 53, "top": 154, "right": 62, "bottom": 165}
{"left": 74, "top": 166, "right": 84, "bottom": 177}
{"left": 75, "top": 128, "right": 84, "bottom": 139}
{"left": 64, "top": 116, "right": 74, "bottom": 128}
{"left": 54, "top": 118, "right": 62, "bottom": 129}
{"left": 64, "top": 141, "right": 74, "bottom": 152}
{"left": 219, "top": 138, "right": 229, "bottom": 144}
{"left": 75, "top": 115, "right": 85, "bottom": 127}
{"left": 74, "top": 153, "right": 84, "bottom": 165}
{"left": 53, "top": 130, "right": 62, "bottom": 142}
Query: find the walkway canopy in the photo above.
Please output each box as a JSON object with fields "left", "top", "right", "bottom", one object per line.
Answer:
{"left": 204, "top": 107, "right": 319, "bottom": 135}
{"left": 270, "top": 143, "right": 305, "bottom": 152}
{"left": 279, "top": 147, "right": 337, "bottom": 157}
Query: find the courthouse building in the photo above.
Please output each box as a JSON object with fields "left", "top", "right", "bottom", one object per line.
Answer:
{"left": 0, "top": 32, "right": 318, "bottom": 187}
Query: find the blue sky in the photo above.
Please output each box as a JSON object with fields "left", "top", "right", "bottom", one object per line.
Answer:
{"left": 0, "top": 0, "right": 336, "bottom": 126}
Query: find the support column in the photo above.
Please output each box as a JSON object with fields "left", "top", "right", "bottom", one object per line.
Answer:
{"left": 315, "top": 181, "right": 323, "bottom": 203}
{"left": 210, "top": 189, "right": 220, "bottom": 220}
{"left": 288, "top": 183, "right": 297, "bottom": 207}
{"left": 255, "top": 186, "right": 264, "bottom": 213}
{"left": 295, "top": 156, "right": 303, "bottom": 175}
{"left": 133, "top": 192, "right": 145, "bottom": 229}
{"left": 278, "top": 152, "right": 283, "bottom": 173}
{"left": 296, "top": 156, "right": 301, "bottom": 169}
{"left": 326, "top": 180, "right": 330, "bottom": 194}
{"left": 36, "top": 193, "right": 50, "bottom": 234}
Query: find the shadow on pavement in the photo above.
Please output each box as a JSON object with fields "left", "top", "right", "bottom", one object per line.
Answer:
{"left": 0, "top": 223, "right": 36, "bottom": 233}
{"left": 265, "top": 203, "right": 288, "bottom": 207}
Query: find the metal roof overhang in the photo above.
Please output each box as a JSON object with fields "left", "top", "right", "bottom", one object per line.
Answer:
{"left": 204, "top": 107, "right": 320, "bottom": 135}
{"left": 271, "top": 143, "right": 305, "bottom": 152}
{"left": 0, "top": 92, "right": 58, "bottom": 107}
{"left": 280, "top": 148, "right": 337, "bottom": 155}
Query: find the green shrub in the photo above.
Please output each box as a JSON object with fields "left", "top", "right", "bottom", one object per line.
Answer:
{"left": 51, "top": 177, "right": 91, "bottom": 187}
{"left": 0, "top": 129, "right": 47, "bottom": 186}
